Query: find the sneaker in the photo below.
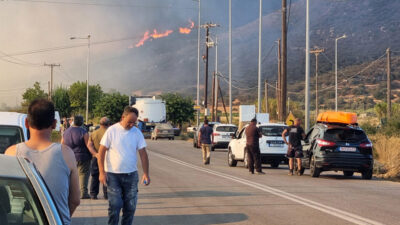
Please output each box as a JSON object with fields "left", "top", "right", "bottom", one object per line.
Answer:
{"left": 288, "top": 170, "right": 294, "bottom": 176}
{"left": 296, "top": 169, "right": 303, "bottom": 176}
{"left": 256, "top": 171, "right": 265, "bottom": 175}
{"left": 249, "top": 171, "right": 254, "bottom": 174}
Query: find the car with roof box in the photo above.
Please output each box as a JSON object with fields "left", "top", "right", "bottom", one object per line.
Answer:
{"left": 300, "top": 112, "right": 373, "bottom": 179}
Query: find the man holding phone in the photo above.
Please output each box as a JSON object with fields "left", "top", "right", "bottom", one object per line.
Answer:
{"left": 98, "top": 106, "right": 150, "bottom": 225}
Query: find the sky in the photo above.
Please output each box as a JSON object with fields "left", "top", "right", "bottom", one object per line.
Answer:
{"left": 0, "top": 0, "right": 285, "bottom": 108}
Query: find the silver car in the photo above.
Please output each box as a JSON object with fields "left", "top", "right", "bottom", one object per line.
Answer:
{"left": 0, "top": 155, "right": 63, "bottom": 225}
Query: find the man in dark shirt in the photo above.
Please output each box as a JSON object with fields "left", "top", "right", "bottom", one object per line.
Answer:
{"left": 245, "top": 118, "right": 264, "bottom": 174}
{"left": 282, "top": 118, "right": 306, "bottom": 176}
{"left": 198, "top": 119, "right": 213, "bottom": 165}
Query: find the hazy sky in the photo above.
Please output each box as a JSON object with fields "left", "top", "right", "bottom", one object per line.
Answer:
{"left": 0, "top": 0, "right": 283, "bottom": 107}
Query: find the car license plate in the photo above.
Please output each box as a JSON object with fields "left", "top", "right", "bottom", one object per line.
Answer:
{"left": 339, "top": 147, "right": 356, "bottom": 152}
{"left": 222, "top": 135, "right": 230, "bottom": 138}
{"left": 163, "top": 130, "right": 168, "bottom": 133}
{"left": 269, "top": 143, "right": 283, "bottom": 147}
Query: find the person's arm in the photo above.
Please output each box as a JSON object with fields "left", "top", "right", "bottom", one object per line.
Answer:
{"left": 4, "top": 145, "right": 17, "bottom": 156}
{"left": 60, "top": 137, "right": 64, "bottom": 144}
{"left": 61, "top": 145, "right": 80, "bottom": 216}
{"left": 138, "top": 148, "right": 150, "bottom": 185}
{"left": 301, "top": 129, "right": 306, "bottom": 140}
{"left": 282, "top": 129, "right": 289, "bottom": 145}
{"left": 98, "top": 144, "right": 108, "bottom": 185}
{"left": 258, "top": 128, "right": 262, "bottom": 138}
{"left": 85, "top": 134, "right": 97, "bottom": 157}
{"left": 198, "top": 130, "right": 202, "bottom": 146}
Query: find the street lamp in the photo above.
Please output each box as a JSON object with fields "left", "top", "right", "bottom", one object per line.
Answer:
{"left": 70, "top": 35, "right": 91, "bottom": 123}
{"left": 335, "top": 34, "right": 347, "bottom": 111}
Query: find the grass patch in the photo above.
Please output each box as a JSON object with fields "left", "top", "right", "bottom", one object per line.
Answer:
{"left": 370, "top": 134, "right": 400, "bottom": 179}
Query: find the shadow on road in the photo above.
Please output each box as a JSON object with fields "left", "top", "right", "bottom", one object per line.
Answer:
{"left": 140, "top": 190, "right": 251, "bottom": 199}
{"left": 72, "top": 213, "right": 248, "bottom": 225}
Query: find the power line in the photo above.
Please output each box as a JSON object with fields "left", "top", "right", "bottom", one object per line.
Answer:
{"left": 10, "top": 0, "right": 196, "bottom": 9}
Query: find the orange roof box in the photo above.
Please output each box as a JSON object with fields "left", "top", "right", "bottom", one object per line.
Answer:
{"left": 317, "top": 111, "right": 357, "bottom": 124}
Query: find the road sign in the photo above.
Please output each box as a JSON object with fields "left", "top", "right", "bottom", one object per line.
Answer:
{"left": 193, "top": 105, "right": 201, "bottom": 110}
{"left": 286, "top": 111, "right": 296, "bottom": 126}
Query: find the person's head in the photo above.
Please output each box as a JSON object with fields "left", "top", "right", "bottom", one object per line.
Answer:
{"left": 99, "top": 117, "right": 110, "bottom": 128}
{"left": 204, "top": 119, "right": 209, "bottom": 126}
{"left": 294, "top": 118, "right": 301, "bottom": 126}
{"left": 251, "top": 118, "right": 257, "bottom": 124}
{"left": 120, "top": 106, "right": 138, "bottom": 130}
{"left": 26, "top": 98, "right": 56, "bottom": 131}
{"left": 73, "top": 115, "right": 84, "bottom": 127}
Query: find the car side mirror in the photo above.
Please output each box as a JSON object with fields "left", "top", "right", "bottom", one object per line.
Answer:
{"left": 193, "top": 127, "right": 197, "bottom": 131}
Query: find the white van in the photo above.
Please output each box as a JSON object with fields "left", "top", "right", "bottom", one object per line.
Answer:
{"left": 0, "top": 112, "right": 28, "bottom": 154}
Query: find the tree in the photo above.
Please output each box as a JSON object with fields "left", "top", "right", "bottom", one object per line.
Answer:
{"left": 68, "top": 81, "right": 103, "bottom": 115}
{"left": 374, "top": 102, "right": 387, "bottom": 119}
{"left": 160, "top": 93, "right": 195, "bottom": 128}
{"left": 52, "top": 86, "right": 71, "bottom": 118}
{"left": 21, "top": 82, "right": 47, "bottom": 111}
{"left": 93, "top": 92, "right": 129, "bottom": 123}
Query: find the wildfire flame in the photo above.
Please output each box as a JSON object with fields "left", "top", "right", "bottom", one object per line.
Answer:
{"left": 179, "top": 20, "right": 195, "bottom": 34}
{"left": 133, "top": 29, "right": 174, "bottom": 48}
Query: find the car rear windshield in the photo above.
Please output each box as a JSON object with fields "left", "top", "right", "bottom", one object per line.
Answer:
{"left": 259, "top": 126, "right": 287, "bottom": 137}
{"left": 0, "top": 178, "right": 48, "bottom": 225}
{"left": 216, "top": 126, "right": 237, "bottom": 132}
{"left": 157, "top": 124, "right": 172, "bottom": 129}
{"left": 0, "top": 126, "right": 23, "bottom": 154}
{"left": 324, "top": 128, "right": 368, "bottom": 142}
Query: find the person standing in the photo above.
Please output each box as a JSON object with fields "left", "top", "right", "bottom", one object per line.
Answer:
{"left": 62, "top": 115, "right": 97, "bottom": 199}
{"left": 5, "top": 99, "right": 80, "bottom": 225}
{"left": 88, "top": 117, "right": 110, "bottom": 199}
{"left": 98, "top": 106, "right": 150, "bottom": 225}
{"left": 198, "top": 119, "right": 213, "bottom": 165}
{"left": 282, "top": 118, "right": 306, "bottom": 176}
{"left": 245, "top": 118, "right": 265, "bottom": 174}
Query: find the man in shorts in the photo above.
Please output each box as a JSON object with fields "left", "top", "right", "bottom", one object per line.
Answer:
{"left": 282, "top": 118, "right": 306, "bottom": 176}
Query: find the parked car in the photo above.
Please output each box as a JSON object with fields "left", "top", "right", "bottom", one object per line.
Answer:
{"left": 151, "top": 123, "right": 175, "bottom": 140}
{"left": 173, "top": 127, "right": 181, "bottom": 136}
{"left": 300, "top": 122, "right": 373, "bottom": 179}
{"left": 228, "top": 123, "right": 288, "bottom": 168}
{"left": 0, "top": 155, "right": 63, "bottom": 224}
{"left": 192, "top": 122, "right": 221, "bottom": 148}
{"left": 211, "top": 124, "right": 237, "bottom": 151}
{"left": 0, "top": 112, "right": 28, "bottom": 154}
{"left": 186, "top": 126, "right": 196, "bottom": 133}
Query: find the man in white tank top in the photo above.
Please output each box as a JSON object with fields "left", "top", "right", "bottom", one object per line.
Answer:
{"left": 5, "top": 99, "right": 80, "bottom": 225}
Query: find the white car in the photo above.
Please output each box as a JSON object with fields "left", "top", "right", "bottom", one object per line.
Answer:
{"left": 228, "top": 123, "right": 288, "bottom": 168}
{"left": 211, "top": 124, "right": 237, "bottom": 151}
{"left": 0, "top": 112, "right": 29, "bottom": 154}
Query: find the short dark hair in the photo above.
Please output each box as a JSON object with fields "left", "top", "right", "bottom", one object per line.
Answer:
{"left": 204, "top": 119, "right": 209, "bottom": 125}
{"left": 251, "top": 118, "right": 257, "bottom": 123}
{"left": 74, "top": 115, "right": 84, "bottom": 126}
{"left": 27, "top": 99, "right": 55, "bottom": 130}
{"left": 123, "top": 106, "right": 139, "bottom": 117}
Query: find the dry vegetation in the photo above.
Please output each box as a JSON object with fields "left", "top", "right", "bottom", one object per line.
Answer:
{"left": 370, "top": 135, "right": 400, "bottom": 179}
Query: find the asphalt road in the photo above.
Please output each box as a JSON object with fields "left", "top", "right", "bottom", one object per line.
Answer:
{"left": 72, "top": 140, "right": 400, "bottom": 225}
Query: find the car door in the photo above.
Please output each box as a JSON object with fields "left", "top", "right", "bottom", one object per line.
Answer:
{"left": 302, "top": 127, "right": 320, "bottom": 167}
{"left": 238, "top": 127, "right": 248, "bottom": 159}
{"left": 231, "top": 128, "right": 245, "bottom": 159}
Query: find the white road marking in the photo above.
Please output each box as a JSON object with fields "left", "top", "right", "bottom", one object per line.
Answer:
{"left": 150, "top": 151, "right": 385, "bottom": 225}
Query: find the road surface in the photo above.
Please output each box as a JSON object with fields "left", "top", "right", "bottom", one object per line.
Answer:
{"left": 72, "top": 140, "right": 400, "bottom": 225}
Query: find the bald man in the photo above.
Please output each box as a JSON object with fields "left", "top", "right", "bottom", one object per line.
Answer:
{"left": 88, "top": 117, "right": 111, "bottom": 199}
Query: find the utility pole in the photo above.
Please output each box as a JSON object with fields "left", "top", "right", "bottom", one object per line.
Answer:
{"left": 310, "top": 48, "right": 324, "bottom": 120}
{"left": 201, "top": 23, "right": 218, "bottom": 118}
{"left": 280, "top": 0, "right": 287, "bottom": 122}
{"left": 229, "top": 0, "right": 233, "bottom": 124}
{"left": 276, "top": 39, "right": 281, "bottom": 118}
{"left": 196, "top": 0, "right": 201, "bottom": 126}
{"left": 387, "top": 48, "right": 391, "bottom": 119}
{"left": 214, "top": 37, "right": 219, "bottom": 121}
{"left": 44, "top": 63, "right": 60, "bottom": 100}
{"left": 211, "top": 72, "right": 216, "bottom": 121}
{"left": 257, "top": 0, "right": 263, "bottom": 113}
{"left": 304, "top": 0, "right": 310, "bottom": 130}
{"left": 264, "top": 80, "right": 268, "bottom": 113}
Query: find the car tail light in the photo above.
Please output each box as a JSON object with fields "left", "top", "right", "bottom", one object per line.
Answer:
{"left": 360, "top": 142, "right": 373, "bottom": 148}
{"left": 213, "top": 133, "right": 220, "bottom": 136}
{"left": 316, "top": 139, "right": 336, "bottom": 147}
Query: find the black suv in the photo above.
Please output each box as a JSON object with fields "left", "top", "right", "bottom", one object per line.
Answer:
{"left": 300, "top": 123, "right": 373, "bottom": 179}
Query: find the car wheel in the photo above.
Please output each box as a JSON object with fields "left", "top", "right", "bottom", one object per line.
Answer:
{"left": 299, "top": 167, "right": 305, "bottom": 175}
{"left": 343, "top": 171, "right": 354, "bottom": 177}
{"left": 193, "top": 139, "right": 197, "bottom": 148}
{"left": 211, "top": 146, "right": 215, "bottom": 151}
{"left": 361, "top": 169, "right": 373, "bottom": 180}
{"left": 228, "top": 149, "right": 237, "bottom": 167}
{"left": 172, "top": 137, "right": 174, "bottom": 140}
{"left": 310, "top": 156, "right": 321, "bottom": 178}
{"left": 244, "top": 150, "right": 249, "bottom": 169}
{"left": 270, "top": 161, "right": 280, "bottom": 168}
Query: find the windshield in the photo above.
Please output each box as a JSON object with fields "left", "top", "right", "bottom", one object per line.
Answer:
{"left": 0, "top": 126, "right": 23, "bottom": 154}
{"left": 259, "top": 126, "right": 287, "bottom": 137}
{"left": 216, "top": 126, "right": 237, "bottom": 132}
{"left": 0, "top": 178, "right": 48, "bottom": 225}
{"left": 324, "top": 128, "right": 368, "bottom": 142}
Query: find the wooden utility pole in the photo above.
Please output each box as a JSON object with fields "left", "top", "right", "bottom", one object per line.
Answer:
{"left": 211, "top": 72, "right": 216, "bottom": 121}
{"left": 280, "top": 0, "right": 287, "bottom": 121}
{"left": 44, "top": 63, "right": 60, "bottom": 100}
{"left": 264, "top": 80, "right": 268, "bottom": 113}
{"left": 275, "top": 81, "right": 279, "bottom": 117}
{"left": 277, "top": 39, "right": 281, "bottom": 117}
{"left": 310, "top": 48, "right": 324, "bottom": 119}
{"left": 387, "top": 48, "right": 391, "bottom": 119}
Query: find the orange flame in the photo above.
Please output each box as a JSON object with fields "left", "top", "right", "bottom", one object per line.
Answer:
{"left": 179, "top": 20, "right": 195, "bottom": 34}
{"left": 134, "top": 29, "right": 174, "bottom": 47}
